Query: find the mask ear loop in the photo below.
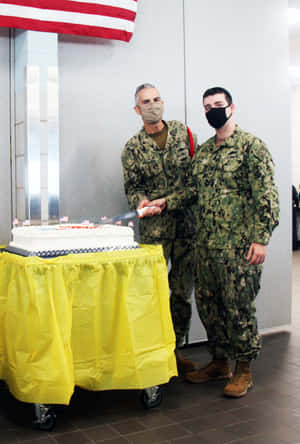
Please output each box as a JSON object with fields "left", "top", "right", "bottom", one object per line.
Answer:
{"left": 225, "top": 104, "right": 233, "bottom": 121}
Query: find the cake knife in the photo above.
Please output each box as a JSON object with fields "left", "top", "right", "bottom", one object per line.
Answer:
{"left": 98, "top": 206, "right": 157, "bottom": 224}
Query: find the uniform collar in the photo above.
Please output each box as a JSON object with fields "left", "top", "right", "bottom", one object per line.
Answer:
{"left": 140, "top": 120, "right": 169, "bottom": 150}
{"left": 211, "top": 125, "right": 241, "bottom": 151}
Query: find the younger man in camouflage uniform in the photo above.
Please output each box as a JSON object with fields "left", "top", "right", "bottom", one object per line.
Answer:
{"left": 121, "top": 83, "right": 197, "bottom": 373}
{"left": 185, "top": 87, "right": 279, "bottom": 397}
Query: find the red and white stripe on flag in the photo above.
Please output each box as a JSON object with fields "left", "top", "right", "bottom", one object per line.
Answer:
{"left": 0, "top": 0, "right": 138, "bottom": 42}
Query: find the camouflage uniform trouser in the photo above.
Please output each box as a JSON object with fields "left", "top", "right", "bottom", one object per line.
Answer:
{"left": 195, "top": 247, "right": 262, "bottom": 361}
{"left": 142, "top": 237, "right": 194, "bottom": 347}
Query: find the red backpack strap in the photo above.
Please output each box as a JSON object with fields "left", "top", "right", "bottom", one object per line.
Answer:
{"left": 187, "top": 126, "right": 194, "bottom": 158}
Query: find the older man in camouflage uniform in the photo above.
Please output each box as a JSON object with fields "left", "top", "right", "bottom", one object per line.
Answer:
{"left": 121, "top": 83, "right": 197, "bottom": 373}
{"left": 185, "top": 87, "right": 279, "bottom": 397}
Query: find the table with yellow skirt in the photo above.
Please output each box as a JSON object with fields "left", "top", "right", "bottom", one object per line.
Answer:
{"left": 0, "top": 245, "right": 177, "bottom": 428}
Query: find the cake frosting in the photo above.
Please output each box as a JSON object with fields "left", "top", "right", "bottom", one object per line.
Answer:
{"left": 9, "top": 223, "right": 138, "bottom": 256}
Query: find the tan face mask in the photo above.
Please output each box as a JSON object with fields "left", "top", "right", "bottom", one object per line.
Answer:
{"left": 139, "top": 102, "right": 163, "bottom": 124}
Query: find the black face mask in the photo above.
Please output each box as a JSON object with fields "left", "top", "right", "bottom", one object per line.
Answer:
{"left": 205, "top": 105, "right": 231, "bottom": 129}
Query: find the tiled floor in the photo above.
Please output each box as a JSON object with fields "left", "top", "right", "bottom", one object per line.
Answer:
{"left": 1, "top": 252, "right": 300, "bottom": 444}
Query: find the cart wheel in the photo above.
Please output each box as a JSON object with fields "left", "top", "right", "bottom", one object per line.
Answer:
{"left": 33, "top": 405, "right": 56, "bottom": 431}
{"left": 141, "top": 386, "right": 163, "bottom": 409}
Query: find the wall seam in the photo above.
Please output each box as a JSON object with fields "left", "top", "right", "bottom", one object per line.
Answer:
{"left": 182, "top": 0, "right": 187, "bottom": 125}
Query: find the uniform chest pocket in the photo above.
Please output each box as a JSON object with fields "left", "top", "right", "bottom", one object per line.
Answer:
{"left": 220, "top": 155, "right": 244, "bottom": 172}
{"left": 175, "top": 143, "right": 190, "bottom": 165}
{"left": 141, "top": 158, "right": 163, "bottom": 178}
{"left": 166, "top": 140, "right": 189, "bottom": 161}
{"left": 163, "top": 148, "right": 190, "bottom": 179}
{"left": 218, "top": 154, "right": 244, "bottom": 190}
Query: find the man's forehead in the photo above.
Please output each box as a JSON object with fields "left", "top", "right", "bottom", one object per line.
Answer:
{"left": 203, "top": 93, "right": 227, "bottom": 104}
{"left": 138, "top": 87, "right": 160, "bottom": 99}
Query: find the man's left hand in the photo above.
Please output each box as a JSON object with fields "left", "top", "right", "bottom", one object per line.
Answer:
{"left": 150, "top": 198, "right": 166, "bottom": 214}
{"left": 246, "top": 243, "right": 266, "bottom": 265}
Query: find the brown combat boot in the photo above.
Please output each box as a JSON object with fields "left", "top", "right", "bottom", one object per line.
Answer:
{"left": 223, "top": 361, "right": 253, "bottom": 398}
{"left": 185, "top": 359, "right": 232, "bottom": 383}
{"left": 175, "top": 349, "right": 198, "bottom": 374}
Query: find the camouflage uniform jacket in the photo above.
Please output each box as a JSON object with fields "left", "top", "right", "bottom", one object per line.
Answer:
{"left": 121, "top": 120, "right": 197, "bottom": 240}
{"left": 193, "top": 126, "right": 279, "bottom": 249}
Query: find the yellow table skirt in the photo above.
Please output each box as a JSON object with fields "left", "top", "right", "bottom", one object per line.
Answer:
{"left": 0, "top": 245, "right": 177, "bottom": 405}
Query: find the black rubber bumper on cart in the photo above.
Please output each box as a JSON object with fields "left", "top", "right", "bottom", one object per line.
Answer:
{"left": 140, "top": 385, "right": 163, "bottom": 409}
{"left": 33, "top": 404, "right": 56, "bottom": 431}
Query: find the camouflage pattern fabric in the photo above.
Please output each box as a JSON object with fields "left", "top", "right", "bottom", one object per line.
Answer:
{"left": 192, "top": 126, "right": 280, "bottom": 249}
{"left": 122, "top": 120, "right": 197, "bottom": 346}
{"left": 122, "top": 120, "right": 197, "bottom": 240}
{"left": 192, "top": 126, "right": 279, "bottom": 361}
{"left": 195, "top": 247, "right": 262, "bottom": 360}
{"left": 143, "top": 237, "right": 194, "bottom": 347}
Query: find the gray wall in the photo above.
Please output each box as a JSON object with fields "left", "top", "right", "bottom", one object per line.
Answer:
{"left": 58, "top": 0, "right": 186, "bottom": 220}
{"left": 0, "top": 29, "right": 11, "bottom": 245}
{"left": 289, "top": 0, "right": 300, "bottom": 6}
{"left": 58, "top": 0, "right": 291, "bottom": 339}
{"left": 184, "top": 0, "right": 291, "bottom": 338}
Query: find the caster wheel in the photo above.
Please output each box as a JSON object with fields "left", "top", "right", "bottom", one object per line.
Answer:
{"left": 140, "top": 386, "right": 163, "bottom": 409}
{"left": 33, "top": 406, "right": 56, "bottom": 431}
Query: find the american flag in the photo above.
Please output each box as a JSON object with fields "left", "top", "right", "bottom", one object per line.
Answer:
{"left": 0, "top": 0, "right": 138, "bottom": 42}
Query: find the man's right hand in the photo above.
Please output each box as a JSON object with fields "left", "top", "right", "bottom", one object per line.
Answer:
{"left": 137, "top": 199, "right": 151, "bottom": 210}
{"left": 137, "top": 198, "right": 166, "bottom": 217}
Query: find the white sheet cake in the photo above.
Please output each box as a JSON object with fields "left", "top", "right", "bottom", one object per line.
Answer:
{"left": 9, "top": 224, "right": 138, "bottom": 256}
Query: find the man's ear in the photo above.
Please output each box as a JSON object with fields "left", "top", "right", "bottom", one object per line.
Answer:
{"left": 134, "top": 105, "right": 141, "bottom": 116}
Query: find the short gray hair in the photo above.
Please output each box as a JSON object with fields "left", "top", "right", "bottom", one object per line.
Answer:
{"left": 134, "top": 83, "right": 156, "bottom": 105}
